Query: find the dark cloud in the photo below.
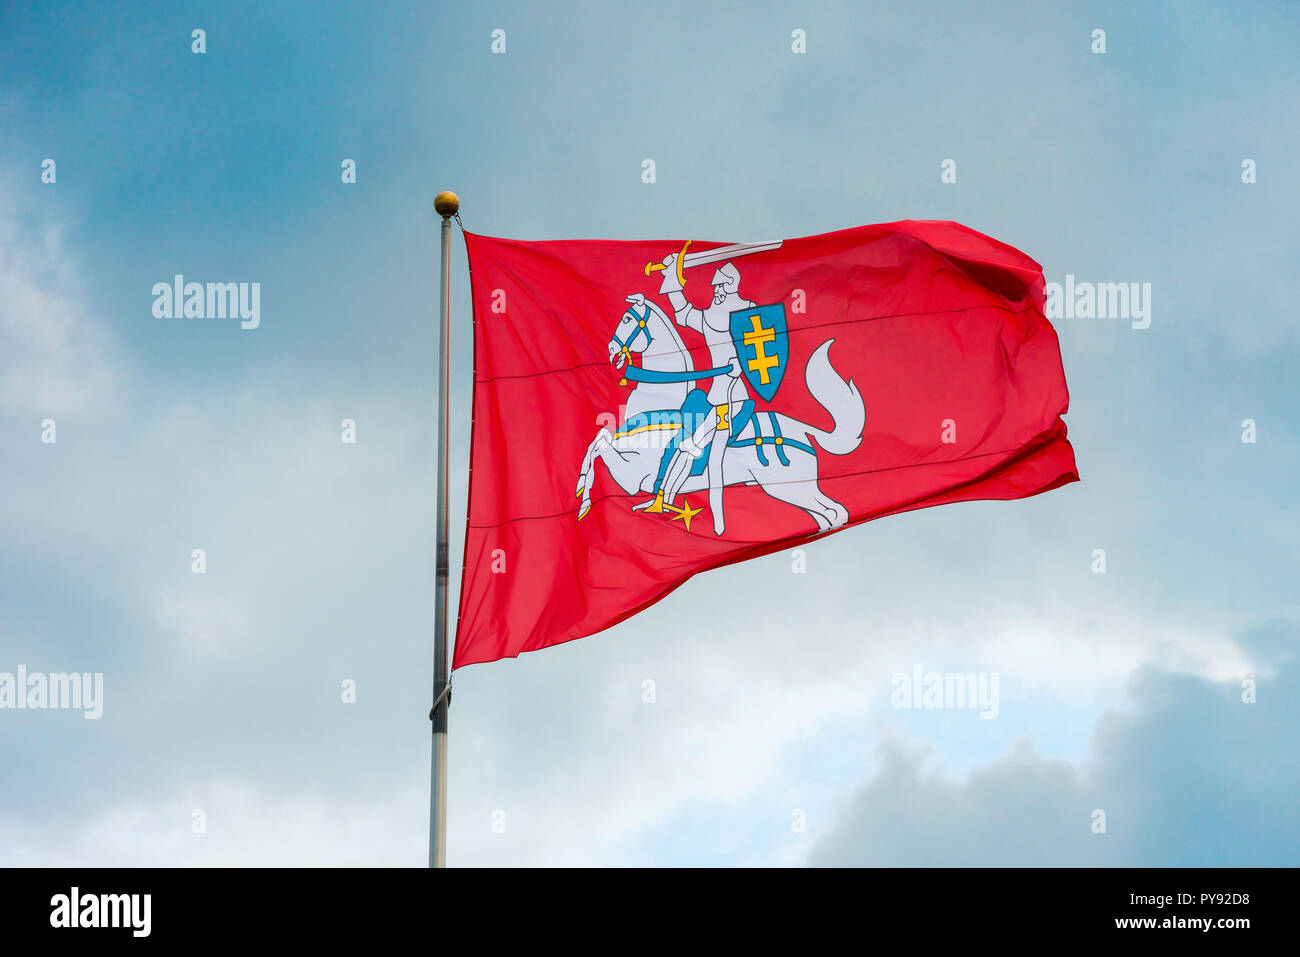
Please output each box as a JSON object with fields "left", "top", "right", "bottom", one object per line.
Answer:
{"left": 812, "top": 622, "right": 1300, "bottom": 866}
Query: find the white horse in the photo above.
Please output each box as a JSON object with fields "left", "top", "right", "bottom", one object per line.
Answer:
{"left": 576, "top": 294, "right": 866, "bottom": 533}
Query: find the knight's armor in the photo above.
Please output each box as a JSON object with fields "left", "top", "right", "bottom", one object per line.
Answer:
{"left": 649, "top": 260, "right": 753, "bottom": 536}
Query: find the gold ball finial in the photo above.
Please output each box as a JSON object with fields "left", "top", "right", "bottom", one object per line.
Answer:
{"left": 434, "top": 190, "right": 460, "bottom": 217}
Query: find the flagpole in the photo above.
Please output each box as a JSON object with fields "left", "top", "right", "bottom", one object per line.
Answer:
{"left": 429, "top": 189, "right": 459, "bottom": 868}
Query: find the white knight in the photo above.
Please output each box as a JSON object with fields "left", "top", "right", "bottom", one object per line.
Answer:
{"left": 641, "top": 253, "right": 753, "bottom": 535}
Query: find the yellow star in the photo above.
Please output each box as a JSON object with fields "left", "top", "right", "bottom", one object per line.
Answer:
{"left": 668, "top": 499, "right": 702, "bottom": 531}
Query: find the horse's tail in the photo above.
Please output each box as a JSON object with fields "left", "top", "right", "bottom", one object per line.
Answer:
{"left": 802, "top": 339, "right": 864, "bottom": 455}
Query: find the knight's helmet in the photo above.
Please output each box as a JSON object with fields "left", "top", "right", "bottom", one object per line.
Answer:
{"left": 711, "top": 262, "right": 740, "bottom": 294}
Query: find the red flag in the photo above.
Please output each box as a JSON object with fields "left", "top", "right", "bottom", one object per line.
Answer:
{"left": 454, "top": 221, "right": 1077, "bottom": 668}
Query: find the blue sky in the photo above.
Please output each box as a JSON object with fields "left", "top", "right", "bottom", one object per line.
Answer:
{"left": 0, "top": 0, "right": 1296, "bottom": 865}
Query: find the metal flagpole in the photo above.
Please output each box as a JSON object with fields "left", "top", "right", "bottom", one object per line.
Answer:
{"left": 429, "top": 189, "right": 459, "bottom": 868}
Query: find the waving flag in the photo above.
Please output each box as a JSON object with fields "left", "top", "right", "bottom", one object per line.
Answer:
{"left": 454, "top": 221, "right": 1078, "bottom": 668}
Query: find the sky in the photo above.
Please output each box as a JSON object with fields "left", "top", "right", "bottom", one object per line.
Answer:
{"left": 0, "top": 0, "right": 1296, "bottom": 866}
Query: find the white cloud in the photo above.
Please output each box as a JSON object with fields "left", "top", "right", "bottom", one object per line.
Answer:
{"left": 0, "top": 203, "right": 120, "bottom": 415}
{"left": 154, "top": 590, "right": 251, "bottom": 657}
{"left": 0, "top": 779, "right": 426, "bottom": 867}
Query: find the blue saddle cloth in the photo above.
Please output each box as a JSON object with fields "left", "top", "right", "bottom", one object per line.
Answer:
{"left": 617, "top": 389, "right": 816, "bottom": 493}
{"left": 725, "top": 403, "right": 815, "bottom": 466}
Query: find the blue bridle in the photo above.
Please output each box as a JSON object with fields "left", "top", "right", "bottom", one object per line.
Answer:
{"left": 615, "top": 304, "right": 733, "bottom": 384}
{"left": 612, "top": 304, "right": 653, "bottom": 360}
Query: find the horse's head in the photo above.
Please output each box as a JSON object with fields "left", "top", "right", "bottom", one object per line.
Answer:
{"left": 609, "top": 296, "right": 655, "bottom": 370}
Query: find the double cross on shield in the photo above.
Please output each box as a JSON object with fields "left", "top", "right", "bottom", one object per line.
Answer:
{"left": 729, "top": 304, "right": 789, "bottom": 402}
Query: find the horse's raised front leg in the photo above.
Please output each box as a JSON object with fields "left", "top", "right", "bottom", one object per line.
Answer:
{"left": 577, "top": 428, "right": 614, "bottom": 519}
